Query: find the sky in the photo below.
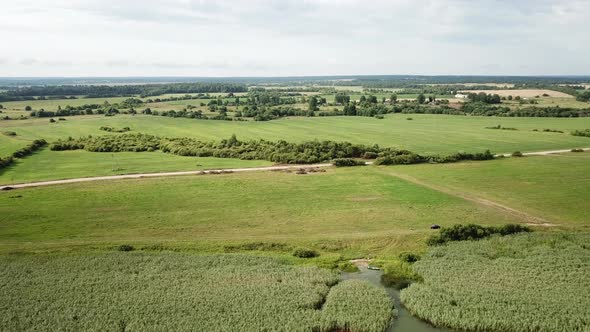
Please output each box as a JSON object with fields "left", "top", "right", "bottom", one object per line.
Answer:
{"left": 0, "top": 0, "right": 589, "bottom": 77}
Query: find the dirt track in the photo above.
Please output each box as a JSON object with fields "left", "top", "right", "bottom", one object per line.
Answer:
{"left": 0, "top": 148, "right": 587, "bottom": 190}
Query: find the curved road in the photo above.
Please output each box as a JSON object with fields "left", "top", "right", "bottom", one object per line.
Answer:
{"left": 1, "top": 148, "right": 588, "bottom": 190}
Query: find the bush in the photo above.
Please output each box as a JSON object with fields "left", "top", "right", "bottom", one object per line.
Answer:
{"left": 571, "top": 129, "right": 590, "bottom": 137}
{"left": 11, "top": 139, "right": 47, "bottom": 158}
{"left": 117, "top": 244, "right": 134, "bottom": 252}
{"left": 399, "top": 252, "right": 420, "bottom": 263}
{"left": 332, "top": 158, "right": 366, "bottom": 167}
{"left": 511, "top": 151, "right": 523, "bottom": 157}
{"left": 381, "top": 260, "right": 422, "bottom": 290}
{"left": 571, "top": 148, "right": 584, "bottom": 152}
{"left": 362, "top": 151, "right": 378, "bottom": 159}
{"left": 49, "top": 118, "right": 56, "bottom": 123}
{"left": 406, "top": 117, "right": 413, "bottom": 120}
{"left": 427, "top": 223, "right": 531, "bottom": 246}
{"left": 292, "top": 248, "right": 319, "bottom": 258}
{"left": 2, "top": 131, "right": 16, "bottom": 136}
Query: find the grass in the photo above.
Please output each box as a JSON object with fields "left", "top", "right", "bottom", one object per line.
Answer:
{"left": 388, "top": 154, "right": 590, "bottom": 226}
{"left": 400, "top": 232, "right": 590, "bottom": 332}
{"left": 2, "top": 114, "right": 590, "bottom": 158}
{"left": 0, "top": 167, "right": 524, "bottom": 255}
{"left": 0, "top": 253, "right": 393, "bottom": 332}
{"left": 0, "top": 149, "right": 272, "bottom": 184}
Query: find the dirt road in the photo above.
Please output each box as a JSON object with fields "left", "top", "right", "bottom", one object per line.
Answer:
{"left": 1, "top": 148, "right": 587, "bottom": 190}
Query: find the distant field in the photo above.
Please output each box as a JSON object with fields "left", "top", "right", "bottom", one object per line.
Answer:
{"left": 0, "top": 167, "right": 523, "bottom": 255}
{"left": 390, "top": 153, "right": 590, "bottom": 226}
{"left": 459, "top": 89, "right": 573, "bottom": 98}
{"left": 0, "top": 150, "right": 271, "bottom": 184}
{"left": 2, "top": 114, "right": 590, "bottom": 158}
{"left": 503, "top": 96, "right": 590, "bottom": 109}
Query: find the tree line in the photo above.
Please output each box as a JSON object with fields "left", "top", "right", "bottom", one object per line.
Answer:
{"left": 0, "top": 139, "right": 47, "bottom": 171}
{"left": 50, "top": 133, "right": 496, "bottom": 166}
{"left": 0, "top": 83, "right": 247, "bottom": 101}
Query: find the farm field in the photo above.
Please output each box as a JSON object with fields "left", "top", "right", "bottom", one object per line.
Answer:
{"left": 0, "top": 253, "right": 393, "bottom": 332}
{"left": 0, "top": 150, "right": 272, "bottom": 184}
{"left": 2, "top": 114, "right": 590, "bottom": 159}
{"left": 0, "top": 166, "right": 525, "bottom": 255}
{"left": 387, "top": 154, "right": 590, "bottom": 226}
{"left": 401, "top": 232, "right": 590, "bottom": 332}
{"left": 458, "top": 89, "right": 573, "bottom": 98}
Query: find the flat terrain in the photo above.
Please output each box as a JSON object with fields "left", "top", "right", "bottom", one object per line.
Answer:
{"left": 0, "top": 167, "right": 524, "bottom": 255}
{"left": 390, "top": 154, "right": 590, "bottom": 226}
{"left": 2, "top": 114, "right": 590, "bottom": 158}
{"left": 458, "top": 89, "right": 573, "bottom": 98}
{"left": 0, "top": 150, "right": 271, "bottom": 184}
{"left": 4, "top": 154, "right": 589, "bottom": 256}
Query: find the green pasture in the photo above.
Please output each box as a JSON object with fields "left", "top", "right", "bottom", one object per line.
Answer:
{"left": 0, "top": 167, "right": 523, "bottom": 255}
{"left": 2, "top": 114, "right": 590, "bottom": 158}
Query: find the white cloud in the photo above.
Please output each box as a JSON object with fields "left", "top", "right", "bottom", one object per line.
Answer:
{"left": 0, "top": 0, "right": 588, "bottom": 76}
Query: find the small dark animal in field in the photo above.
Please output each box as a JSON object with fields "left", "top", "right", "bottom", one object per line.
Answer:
{"left": 430, "top": 224, "right": 441, "bottom": 229}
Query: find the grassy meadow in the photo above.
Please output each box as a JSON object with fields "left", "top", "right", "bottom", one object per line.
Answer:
{"left": 2, "top": 114, "right": 590, "bottom": 157}
{"left": 389, "top": 154, "right": 590, "bottom": 226}
{"left": 0, "top": 149, "right": 271, "bottom": 184}
{"left": 0, "top": 167, "right": 525, "bottom": 255}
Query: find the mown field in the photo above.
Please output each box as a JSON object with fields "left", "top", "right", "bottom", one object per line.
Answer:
{"left": 401, "top": 232, "right": 590, "bottom": 332}
{"left": 2, "top": 114, "right": 590, "bottom": 157}
{"left": 389, "top": 154, "right": 590, "bottom": 226}
{"left": 0, "top": 150, "right": 271, "bottom": 183}
{"left": 0, "top": 253, "right": 393, "bottom": 332}
{"left": 0, "top": 167, "right": 524, "bottom": 255}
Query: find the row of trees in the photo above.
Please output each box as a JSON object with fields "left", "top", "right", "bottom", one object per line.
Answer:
{"left": 0, "top": 83, "right": 247, "bottom": 101}
{"left": 0, "top": 139, "right": 47, "bottom": 170}
{"left": 50, "top": 133, "right": 498, "bottom": 167}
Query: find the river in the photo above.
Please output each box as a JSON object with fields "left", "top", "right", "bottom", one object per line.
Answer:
{"left": 342, "top": 267, "right": 450, "bottom": 332}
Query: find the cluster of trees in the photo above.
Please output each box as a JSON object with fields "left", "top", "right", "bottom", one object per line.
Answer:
{"left": 50, "top": 133, "right": 498, "bottom": 167}
{"left": 0, "top": 83, "right": 247, "bottom": 101}
{"left": 50, "top": 134, "right": 384, "bottom": 164}
{"left": 467, "top": 92, "right": 502, "bottom": 104}
{"left": 577, "top": 90, "right": 590, "bottom": 102}
{"left": 0, "top": 139, "right": 47, "bottom": 170}
{"left": 426, "top": 224, "right": 531, "bottom": 246}
{"left": 571, "top": 129, "right": 590, "bottom": 137}
{"left": 373, "top": 150, "right": 495, "bottom": 166}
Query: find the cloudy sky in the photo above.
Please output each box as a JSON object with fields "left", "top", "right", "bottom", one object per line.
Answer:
{"left": 1, "top": 0, "right": 589, "bottom": 77}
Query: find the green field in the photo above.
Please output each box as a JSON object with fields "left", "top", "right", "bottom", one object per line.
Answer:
{"left": 2, "top": 114, "right": 590, "bottom": 157}
{"left": 0, "top": 149, "right": 271, "bottom": 184}
{"left": 390, "top": 154, "right": 590, "bottom": 226}
{"left": 0, "top": 167, "right": 524, "bottom": 255}
{"left": 0, "top": 253, "right": 393, "bottom": 332}
{"left": 401, "top": 232, "right": 590, "bottom": 332}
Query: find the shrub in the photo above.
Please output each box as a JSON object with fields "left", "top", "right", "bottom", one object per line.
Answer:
{"left": 571, "top": 129, "right": 590, "bottom": 137}
{"left": 571, "top": 148, "right": 584, "bottom": 152}
{"left": 2, "top": 131, "right": 16, "bottom": 136}
{"left": 381, "top": 260, "right": 422, "bottom": 290}
{"left": 49, "top": 118, "right": 56, "bottom": 123}
{"left": 511, "top": 151, "right": 523, "bottom": 157}
{"left": 11, "top": 139, "right": 47, "bottom": 158}
{"left": 362, "top": 151, "right": 378, "bottom": 159}
{"left": 427, "top": 223, "right": 531, "bottom": 246}
{"left": 406, "top": 117, "right": 413, "bottom": 120}
{"left": 399, "top": 252, "right": 420, "bottom": 263}
{"left": 292, "top": 248, "right": 319, "bottom": 258}
{"left": 332, "top": 158, "right": 366, "bottom": 167}
{"left": 117, "top": 244, "right": 134, "bottom": 252}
